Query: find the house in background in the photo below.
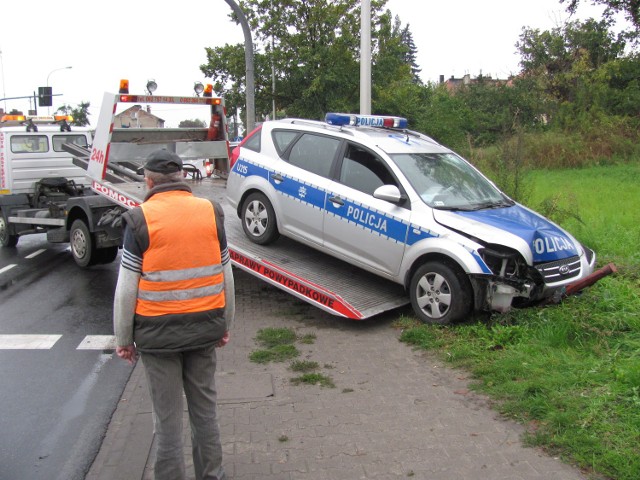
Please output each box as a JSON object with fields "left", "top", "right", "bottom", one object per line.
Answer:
{"left": 439, "top": 73, "right": 513, "bottom": 93}
{"left": 114, "top": 105, "right": 165, "bottom": 128}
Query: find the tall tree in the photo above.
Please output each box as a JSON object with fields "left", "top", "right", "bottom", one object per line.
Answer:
{"left": 517, "top": 18, "right": 626, "bottom": 103}
{"left": 56, "top": 102, "right": 91, "bottom": 127}
{"left": 560, "top": 0, "right": 640, "bottom": 37}
{"left": 202, "top": 0, "right": 420, "bottom": 121}
{"left": 401, "top": 24, "right": 422, "bottom": 83}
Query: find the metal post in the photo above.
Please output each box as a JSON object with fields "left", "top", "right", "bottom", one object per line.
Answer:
{"left": 360, "top": 0, "right": 371, "bottom": 115}
{"left": 224, "top": 0, "right": 255, "bottom": 133}
{"left": 46, "top": 66, "right": 72, "bottom": 114}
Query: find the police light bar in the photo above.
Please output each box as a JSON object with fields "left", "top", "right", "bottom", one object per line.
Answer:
{"left": 1, "top": 114, "right": 26, "bottom": 123}
{"left": 325, "top": 113, "right": 408, "bottom": 129}
{"left": 118, "top": 94, "right": 222, "bottom": 105}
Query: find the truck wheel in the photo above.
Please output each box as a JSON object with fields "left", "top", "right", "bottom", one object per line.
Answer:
{"left": 0, "top": 214, "right": 19, "bottom": 248}
{"left": 241, "top": 192, "right": 280, "bottom": 245}
{"left": 409, "top": 261, "right": 472, "bottom": 324}
{"left": 70, "top": 219, "right": 97, "bottom": 267}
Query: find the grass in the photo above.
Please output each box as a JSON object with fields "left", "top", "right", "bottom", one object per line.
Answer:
{"left": 250, "top": 328, "right": 337, "bottom": 387}
{"left": 249, "top": 327, "right": 300, "bottom": 363}
{"left": 398, "top": 163, "right": 640, "bottom": 480}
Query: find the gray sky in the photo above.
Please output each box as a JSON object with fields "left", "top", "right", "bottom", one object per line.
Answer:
{"left": 0, "top": 0, "right": 622, "bottom": 127}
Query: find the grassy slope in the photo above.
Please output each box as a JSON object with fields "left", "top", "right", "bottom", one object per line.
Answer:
{"left": 398, "top": 162, "right": 640, "bottom": 480}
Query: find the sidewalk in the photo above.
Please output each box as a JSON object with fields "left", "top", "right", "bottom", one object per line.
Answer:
{"left": 87, "top": 268, "right": 589, "bottom": 480}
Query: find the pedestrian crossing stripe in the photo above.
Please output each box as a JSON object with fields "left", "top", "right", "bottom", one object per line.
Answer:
{"left": 0, "top": 335, "right": 117, "bottom": 350}
{"left": 0, "top": 334, "right": 62, "bottom": 349}
{"left": 76, "top": 335, "right": 117, "bottom": 350}
{"left": 0, "top": 264, "right": 17, "bottom": 274}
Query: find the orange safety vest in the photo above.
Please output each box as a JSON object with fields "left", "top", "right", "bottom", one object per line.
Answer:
{"left": 135, "top": 190, "right": 225, "bottom": 317}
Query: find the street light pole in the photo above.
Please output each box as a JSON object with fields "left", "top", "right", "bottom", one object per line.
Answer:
{"left": 46, "top": 66, "right": 72, "bottom": 114}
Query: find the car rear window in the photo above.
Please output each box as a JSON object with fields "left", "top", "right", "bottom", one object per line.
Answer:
{"left": 272, "top": 130, "right": 299, "bottom": 156}
{"left": 288, "top": 133, "right": 340, "bottom": 178}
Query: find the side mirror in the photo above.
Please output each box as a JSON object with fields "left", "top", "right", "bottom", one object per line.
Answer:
{"left": 373, "top": 184, "right": 404, "bottom": 204}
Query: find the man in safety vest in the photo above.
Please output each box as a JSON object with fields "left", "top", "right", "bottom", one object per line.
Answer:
{"left": 113, "top": 149, "right": 235, "bottom": 480}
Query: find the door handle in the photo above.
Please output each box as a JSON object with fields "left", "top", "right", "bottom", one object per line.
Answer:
{"left": 270, "top": 173, "right": 283, "bottom": 183}
{"left": 328, "top": 196, "right": 344, "bottom": 206}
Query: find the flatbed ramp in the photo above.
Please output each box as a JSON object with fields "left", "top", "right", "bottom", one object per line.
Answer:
{"left": 115, "top": 179, "right": 409, "bottom": 319}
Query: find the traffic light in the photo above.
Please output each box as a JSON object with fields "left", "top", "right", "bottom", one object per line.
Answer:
{"left": 38, "top": 86, "right": 52, "bottom": 107}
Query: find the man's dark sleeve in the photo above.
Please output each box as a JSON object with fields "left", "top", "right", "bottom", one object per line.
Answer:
{"left": 212, "top": 201, "right": 229, "bottom": 264}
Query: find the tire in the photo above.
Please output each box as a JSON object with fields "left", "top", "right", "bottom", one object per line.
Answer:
{"left": 240, "top": 192, "right": 280, "bottom": 245}
{"left": 0, "top": 213, "right": 19, "bottom": 248}
{"left": 70, "top": 219, "right": 97, "bottom": 267}
{"left": 409, "top": 261, "right": 472, "bottom": 324}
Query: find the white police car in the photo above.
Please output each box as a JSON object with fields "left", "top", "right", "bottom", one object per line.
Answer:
{"left": 226, "top": 113, "right": 596, "bottom": 324}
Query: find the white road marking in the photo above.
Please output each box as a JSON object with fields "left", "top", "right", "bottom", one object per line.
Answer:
{"left": 0, "top": 264, "right": 17, "bottom": 274}
{"left": 76, "top": 335, "right": 117, "bottom": 350}
{"left": 25, "top": 249, "right": 46, "bottom": 259}
{"left": 0, "top": 334, "right": 62, "bottom": 349}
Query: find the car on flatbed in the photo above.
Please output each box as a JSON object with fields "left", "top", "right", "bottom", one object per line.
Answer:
{"left": 226, "top": 112, "right": 597, "bottom": 324}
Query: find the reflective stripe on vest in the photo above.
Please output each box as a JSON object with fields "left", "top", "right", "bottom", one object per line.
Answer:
{"left": 135, "top": 190, "right": 225, "bottom": 317}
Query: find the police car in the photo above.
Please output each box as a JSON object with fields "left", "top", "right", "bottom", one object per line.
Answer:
{"left": 226, "top": 113, "right": 596, "bottom": 324}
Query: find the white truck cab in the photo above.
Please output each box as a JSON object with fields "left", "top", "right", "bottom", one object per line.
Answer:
{"left": 0, "top": 114, "right": 92, "bottom": 196}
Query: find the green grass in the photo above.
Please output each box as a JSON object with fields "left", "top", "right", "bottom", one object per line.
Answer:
{"left": 290, "top": 373, "right": 336, "bottom": 388}
{"left": 250, "top": 327, "right": 300, "bottom": 363}
{"left": 399, "top": 163, "right": 640, "bottom": 480}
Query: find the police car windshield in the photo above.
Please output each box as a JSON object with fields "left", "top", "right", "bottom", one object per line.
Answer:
{"left": 389, "top": 152, "right": 509, "bottom": 210}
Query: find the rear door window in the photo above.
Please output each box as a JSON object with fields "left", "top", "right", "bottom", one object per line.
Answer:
{"left": 287, "top": 133, "right": 340, "bottom": 179}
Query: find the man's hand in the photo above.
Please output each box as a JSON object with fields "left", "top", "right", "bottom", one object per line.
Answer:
{"left": 116, "top": 345, "right": 137, "bottom": 364}
{"left": 216, "top": 331, "right": 230, "bottom": 348}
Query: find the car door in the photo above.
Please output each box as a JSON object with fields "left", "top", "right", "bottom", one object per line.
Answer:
{"left": 271, "top": 130, "right": 341, "bottom": 247}
{"left": 322, "top": 142, "right": 410, "bottom": 277}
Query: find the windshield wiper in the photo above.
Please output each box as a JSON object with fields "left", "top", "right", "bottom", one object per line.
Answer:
{"left": 467, "top": 199, "right": 515, "bottom": 211}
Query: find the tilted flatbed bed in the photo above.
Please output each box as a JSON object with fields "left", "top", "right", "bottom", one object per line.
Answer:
{"left": 115, "top": 179, "right": 409, "bottom": 319}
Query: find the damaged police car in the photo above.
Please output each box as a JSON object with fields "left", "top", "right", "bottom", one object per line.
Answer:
{"left": 227, "top": 113, "right": 596, "bottom": 324}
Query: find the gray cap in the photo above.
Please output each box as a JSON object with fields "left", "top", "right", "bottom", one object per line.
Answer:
{"left": 144, "top": 150, "right": 183, "bottom": 174}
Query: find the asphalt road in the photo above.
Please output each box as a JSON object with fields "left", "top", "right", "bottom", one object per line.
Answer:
{"left": 0, "top": 235, "right": 133, "bottom": 480}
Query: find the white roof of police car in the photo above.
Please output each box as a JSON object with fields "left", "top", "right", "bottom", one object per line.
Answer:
{"left": 265, "top": 117, "right": 451, "bottom": 155}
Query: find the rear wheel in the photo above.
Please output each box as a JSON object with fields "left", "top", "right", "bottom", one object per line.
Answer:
{"left": 241, "top": 192, "right": 280, "bottom": 245}
{"left": 409, "top": 261, "right": 472, "bottom": 324}
{"left": 0, "top": 213, "right": 19, "bottom": 248}
{"left": 70, "top": 219, "right": 97, "bottom": 267}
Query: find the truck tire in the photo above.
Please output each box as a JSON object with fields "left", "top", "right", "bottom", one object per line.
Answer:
{"left": 70, "top": 219, "right": 97, "bottom": 267}
{"left": 241, "top": 192, "right": 280, "bottom": 245}
{"left": 0, "top": 213, "right": 19, "bottom": 248}
{"left": 409, "top": 261, "right": 472, "bottom": 324}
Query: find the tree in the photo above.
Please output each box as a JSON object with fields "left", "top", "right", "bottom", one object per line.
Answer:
{"left": 560, "top": 0, "right": 640, "bottom": 38}
{"left": 56, "top": 102, "right": 91, "bottom": 126}
{"left": 401, "top": 24, "right": 421, "bottom": 83}
{"left": 202, "top": 0, "right": 420, "bottom": 120}
{"left": 517, "top": 18, "right": 626, "bottom": 105}
{"left": 179, "top": 119, "right": 207, "bottom": 128}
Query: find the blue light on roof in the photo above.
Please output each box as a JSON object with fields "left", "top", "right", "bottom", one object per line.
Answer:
{"left": 325, "top": 113, "right": 408, "bottom": 129}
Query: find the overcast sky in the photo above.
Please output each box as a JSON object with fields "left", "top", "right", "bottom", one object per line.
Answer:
{"left": 0, "top": 0, "right": 622, "bottom": 127}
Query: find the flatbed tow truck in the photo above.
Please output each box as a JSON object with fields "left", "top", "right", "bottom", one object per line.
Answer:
{"left": 73, "top": 82, "right": 409, "bottom": 320}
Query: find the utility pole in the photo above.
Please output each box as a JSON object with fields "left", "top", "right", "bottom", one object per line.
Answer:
{"left": 360, "top": 0, "right": 371, "bottom": 115}
{"left": 224, "top": 0, "right": 256, "bottom": 133}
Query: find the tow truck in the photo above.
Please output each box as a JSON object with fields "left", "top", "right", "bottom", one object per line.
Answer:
{"left": 0, "top": 112, "right": 127, "bottom": 264}
{"left": 65, "top": 80, "right": 409, "bottom": 319}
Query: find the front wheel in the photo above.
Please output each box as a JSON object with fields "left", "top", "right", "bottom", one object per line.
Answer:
{"left": 240, "top": 192, "right": 280, "bottom": 245}
{"left": 0, "top": 213, "right": 19, "bottom": 248}
{"left": 70, "top": 219, "right": 97, "bottom": 267}
{"left": 409, "top": 261, "right": 472, "bottom": 324}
